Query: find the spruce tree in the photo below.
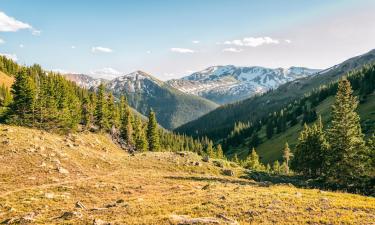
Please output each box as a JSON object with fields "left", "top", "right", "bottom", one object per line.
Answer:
{"left": 273, "top": 160, "right": 280, "bottom": 174}
{"left": 147, "top": 109, "right": 160, "bottom": 151}
{"left": 8, "top": 69, "right": 36, "bottom": 125}
{"left": 245, "top": 147, "right": 261, "bottom": 170}
{"left": 216, "top": 144, "right": 224, "bottom": 159}
{"left": 95, "top": 83, "right": 109, "bottom": 130}
{"left": 134, "top": 116, "right": 147, "bottom": 151}
{"left": 206, "top": 141, "right": 215, "bottom": 158}
{"left": 326, "top": 78, "right": 369, "bottom": 185}
{"left": 120, "top": 104, "right": 134, "bottom": 145}
{"left": 232, "top": 154, "right": 240, "bottom": 164}
{"left": 282, "top": 142, "right": 292, "bottom": 174}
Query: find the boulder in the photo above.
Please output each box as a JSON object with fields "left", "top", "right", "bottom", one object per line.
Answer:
{"left": 223, "top": 169, "right": 234, "bottom": 176}
{"left": 57, "top": 166, "right": 69, "bottom": 174}
{"left": 93, "top": 219, "right": 111, "bottom": 225}
{"left": 58, "top": 211, "right": 82, "bottom": 220}
{"left": 202, "top": 155, "right": 209, "bottom": 162}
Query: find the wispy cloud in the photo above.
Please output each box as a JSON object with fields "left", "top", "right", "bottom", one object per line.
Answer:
{"left": 170, "top": 48, "right": 195, "bottom": 53}
{"left": 222, "top": 47, "right": 243, "bottom": 53}
{"left": 0, "top": 53, "right": 18, "bottom": 61}
{"left": 146, "top": 50, "right": 152, "bottom": 54}
{"left": 285, "top": 39, "right": 291, "bottom": 44}
{"left": 19, "top": 44, "right": 24, "bottom": 48}
{"left": 0, "top": 11, "right": 39, "bottom": 35}
{"left": 224, "top": 36, "right": 279, "bottom": 47}
{"left": 91, "top": 46, "right": 113, "bottom": 53}
{"left": 90, "top": 67, "right": 121, "bottom": 79}
{"left": 192, "top": 40, "right": 200, "bottom": 44}
{"left": 71, "top": 45, "right": 76, "bottom": 49}
{"left": 0, "top": 38, "right": 4, "bottom": 44}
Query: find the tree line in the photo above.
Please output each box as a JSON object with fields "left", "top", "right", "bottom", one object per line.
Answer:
{"left": 0, "top": 61, "right": 221, "bottom": 156}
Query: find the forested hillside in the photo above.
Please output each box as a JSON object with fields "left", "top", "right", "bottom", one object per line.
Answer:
{"left": 0, "top": 57, "right": 220, "bottom": 158}
{"left": 175, "top": 49, "right": 375, "bottom": 140}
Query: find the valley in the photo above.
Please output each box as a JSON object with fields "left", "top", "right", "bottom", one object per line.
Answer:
{"left": 1, "top": 125, "right": 374, "bottom": 224}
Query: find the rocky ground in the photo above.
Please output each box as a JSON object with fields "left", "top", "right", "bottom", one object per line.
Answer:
{"left": 0, "top": 125, "right": 374, "bottom": 224}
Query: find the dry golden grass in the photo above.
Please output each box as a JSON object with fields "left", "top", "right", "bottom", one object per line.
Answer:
{"left": 0, "top": 125, "right": 374, "bottom": 224}
{"left": 0, "top": 72, "right": 14, "bottom": 89}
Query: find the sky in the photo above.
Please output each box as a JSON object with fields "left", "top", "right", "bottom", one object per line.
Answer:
{"left": 0, "top": 0, "right": 375, "bottom": 80}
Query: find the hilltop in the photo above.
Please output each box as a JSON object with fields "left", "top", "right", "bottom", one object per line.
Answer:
{"left": 0, "top": 125, "right": 374, "bottom": 224}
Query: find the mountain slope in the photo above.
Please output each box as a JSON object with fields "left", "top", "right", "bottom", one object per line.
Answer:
{"left": 168, "top": 66, "right": 320, "bottom": 104}
{"left": 64, "top": 74, "right": 108, "bottom": 89}
{"left": 175, "top": 49, "right": 375, "bottom": 139}
{"left": 65, "top": 71, "right": 219, "bottom": 130}
{"left": 1, "top": 124, "right": 374, "bottom": 224}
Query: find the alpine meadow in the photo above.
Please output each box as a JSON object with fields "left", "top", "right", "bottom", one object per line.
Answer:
{"left": 0, "top": 1, "right": 374, "bottom": 224}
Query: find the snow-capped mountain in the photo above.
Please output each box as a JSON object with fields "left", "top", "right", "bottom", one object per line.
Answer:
{"left": 64, "top": 71, "right": 218, "bottom": 130}
{"left": 167, "top": 66, "right": 321, "bottom": 104}
{"left": 64, "top": 74, "right": 108, "bottom": 89}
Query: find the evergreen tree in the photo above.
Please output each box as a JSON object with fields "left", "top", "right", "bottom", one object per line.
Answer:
{"left": 326, "top": 78, "right": 369, "bottom": 185}
{"left": 232, "top": 154, "right": 240, "bottom": 164}
{"left": 81, "top": 96, "right": 91, "bottom": 129}
{"left": 282, "top": 142, "right": 292, "bottom": 174}
{"left": 244, "top": 147, "right": 261, "bottom": 170}
{"left": 147, "top": 109, "right": 160, "bottom": 151}
{"left": 134, "top": 116, "right": 147, "bottom": 151}
{"left": 216, "top": 144, "right": 224, "bottom": 159}
{"left": 120, "top": 103, "right": 134, "bottom": 145}
{"left": 206, "top": 141, "right": 216, "bottom": 158}
{"left": 291, "top": 117, "right": 328, "bottom": 177}
{"left": 8, "top": 69, "right": 36, "bottom": 125}
{"left": 273, "top": 160, "right": 280, "bottom": 174}
{"left": 95, "top": 83, "right": 109, "bottom": 130}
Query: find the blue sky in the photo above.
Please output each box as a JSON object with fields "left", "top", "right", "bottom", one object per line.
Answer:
{"left": 0, "top": 0, "right": 374, "bottom": 80}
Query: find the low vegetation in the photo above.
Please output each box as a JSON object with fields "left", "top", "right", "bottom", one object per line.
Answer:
{"left": 0, "top": 125, "right": 374, "bottom": 224}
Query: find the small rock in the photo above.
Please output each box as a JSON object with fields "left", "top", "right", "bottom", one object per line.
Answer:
{"left": 259, "top": 181, "right": 272, "bottom": 187}
{"left": 58, "top": 167, "right": 69, "bottom": 174}
{"left": 295, "top": 192, "right": 302, "bottom": 198}
{"left": 93, "top": 219, "right": 111, "bottom": 225}
{"left": 58, "top": 211, "right": 82, "bottom": 220}
{"left": 2, "top": 139, "right": 10, "bottom": 145}
{"left": 202, "top": 155, "right": 209, "bottom": 162}
{"left": 217, "top": 214, "right": 239, "bottom": 225}
{"left": 177, "top": 152, "right": 188, "bottom": 157}
{"left": 194, "top": 161, "right": 201, "bottom": 166}
{"left": 75, "top": 201, "right": 87, "bottom": 209}
{"left": 223, "top": 169, "right": 234, "bottom": 176}
{"left": 202, "top": 184, "right": 213, "bottom": 190}
{"left": 116, "top": 199, "right": 125, "bottom": 204}
{"left": 213, "top": 160, "right": 224, "bottom": 168}
{"left": 45, "top": 193, "right": 54, "bottom": 199}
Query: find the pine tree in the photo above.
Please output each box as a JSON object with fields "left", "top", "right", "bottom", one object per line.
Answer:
{"left": 273, "top": 160, "right": 280, "bottom": 174}
{"left": 134, "top": 116, "right": 147, "bottom": 151}
{"left": 232, "top": 154, "right": 240, "bottom": 164}
{"left": 8, "top": 69, "right": 36, "bottom": 125}
{"left": 291, "top": 117, "right": 328, "bottom": 177}
{"left": 244, "top": 147, "right": 261, "bottom": 170}
{"left": 95, "top": 83, "right": 109, "bottom": 130}
{"left": 120, "top": 103, "right": 134, "bottom": 145}
{"left": 326, "top": 78, "right": 369, "bottom": 185}
{"left": 216, "top": 144, "right": 224, "bottom": 159}
{"left": 282, "top": 142, "right": 292, "bottom": 174}
{"left": 206, "top": 141, "right": 216, "bottom": 158}
{"left": 266, "top": 120, "right": 274, "bottom": 139}
{"left": 81, "top": 96, "right": 91, "bottom": 129}
{"left": 147, "top": 109, "right": 160, "bottom": 151}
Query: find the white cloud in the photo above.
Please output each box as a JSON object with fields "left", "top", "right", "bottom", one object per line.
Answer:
{"left": 0, "top": 53, "right": 18, "bottom": 61}
{"left": 192, "top": 40, "right": 200, "bottom": 44}
{"left": 31, "top": 29, "right": 41, "bottom": 36}
{"left": 285, "top": 39, "right": 291, "bottom": 44}
{"left": 224, "top": 36, "right": 279, "bottom": 47}
{"left": 146, "top": 50, "right": 151, "bottom": 54}
{"left": 0, "top": 38, "right": 4, "bottom": 44}
{"left": 0, "top": 11, "right": 40, "bottom": 35}
{"left": 89, "top": 67, "right": 121, "bottom": 79}
{"left": 222, "top": 47, "right": 243, "bottom": 53}
{"left": 19, "top": 44, "right": 24, "bottom": 48}
{"left": 51, "top": 68, "right": 73, "bottom": 74}
{"left": 71, "top": 45, "right": 76, "bottom": 49}
{"left": 170, "top": 48, "right": 195, "bottom": 53}
{"left": 91, "top": 46, "right": 113, "bottom": 53}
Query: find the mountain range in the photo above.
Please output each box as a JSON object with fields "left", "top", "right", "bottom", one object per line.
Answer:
{"left": 167, "top": 66, "right": 320, "bottom": 104}
{"left": 175, "top": 49, "right": 375, "bottom": 140}
{"left": 65, "top": 66, "right": 320, "bottom": 128}
{"left": 65, "top": 71, "right": 218, "bottom": 130}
